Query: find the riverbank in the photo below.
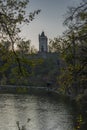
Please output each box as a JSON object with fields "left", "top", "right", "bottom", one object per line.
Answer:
{"left": 0, "top": 85, "right": 49, "bottom": 94}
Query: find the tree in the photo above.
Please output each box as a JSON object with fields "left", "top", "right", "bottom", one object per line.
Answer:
{"left": 63, "top": 2, "right": 87, "bottom": 129}
{"left": 17, "top": 40, "right": 31, "bottom": 55}
{"left": 0, "top": 0, "right": 40, "bottom": 73}
{"left": 49, "top": 38, "right": 62, "bottom": 53}
{"left": 63, "top": 0, "right": 87, "bottom": 93}
{"left": 30, "top": 45, "right": 38, "bottom": 54}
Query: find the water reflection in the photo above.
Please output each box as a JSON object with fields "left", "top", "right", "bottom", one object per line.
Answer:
{"left": 0, "top": 93, "right": 75, "bottom": 130}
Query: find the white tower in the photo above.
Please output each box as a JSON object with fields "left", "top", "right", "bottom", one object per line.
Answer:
{"left": 39, "top": 31, "right": 48, "bottom": 52}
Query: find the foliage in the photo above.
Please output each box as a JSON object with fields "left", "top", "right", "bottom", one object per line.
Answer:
{"left": 58, "top": 0, "right": 87, "bottom": 95}
{"left": 17, "top": 40, "right": 31, "bottom": 55}
{"left": 16, "top": 87, "right": 28, "bottom": 93}
{"left": 49, "top": 37, "right": 62, "bottom": 53}
{"left": 0, "top": 0, "right": 40, "bottom": 43}
{"left": 0, "top": 0, "right": 40, "bottom": 73}
{"left": 47, "top": 0, "right": 87, "bottom": 98}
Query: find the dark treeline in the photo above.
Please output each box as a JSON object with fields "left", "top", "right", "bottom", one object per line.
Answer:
{"left": 0, "top": 42, "right": 58, "bottom": 87}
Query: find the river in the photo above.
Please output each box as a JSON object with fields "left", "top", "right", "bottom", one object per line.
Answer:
{"left": 0, "top": 92, "right": 75, "bottom": 130}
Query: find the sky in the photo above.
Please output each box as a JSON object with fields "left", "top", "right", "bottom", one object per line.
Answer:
{"left": 20, "top": 0, "right": 81, "bottom": 50}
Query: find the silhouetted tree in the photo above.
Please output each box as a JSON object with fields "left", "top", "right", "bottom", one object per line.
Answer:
{"left": 0, "top": 0, "right": 40, "bottom": 73}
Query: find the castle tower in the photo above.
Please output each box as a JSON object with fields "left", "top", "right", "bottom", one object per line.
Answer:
{"left": 39, "top": 31, "right": 48, "bottom": 52}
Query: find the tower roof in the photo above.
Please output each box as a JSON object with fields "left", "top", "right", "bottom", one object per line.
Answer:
{"left": 41, "top": 31, "right": 45, "bottom": 37}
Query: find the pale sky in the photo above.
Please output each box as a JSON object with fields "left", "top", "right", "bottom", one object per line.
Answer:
{"left": 20, "top": 0, "right": 81, "bottom": 50}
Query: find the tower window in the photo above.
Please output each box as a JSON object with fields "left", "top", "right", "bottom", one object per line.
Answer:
{"left": 41, "top": 45, "right": 44, "bottom": 52}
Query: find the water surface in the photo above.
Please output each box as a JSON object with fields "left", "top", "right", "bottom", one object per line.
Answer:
{"left": 0, "top": 93, "right": 75, "bottom": 130}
